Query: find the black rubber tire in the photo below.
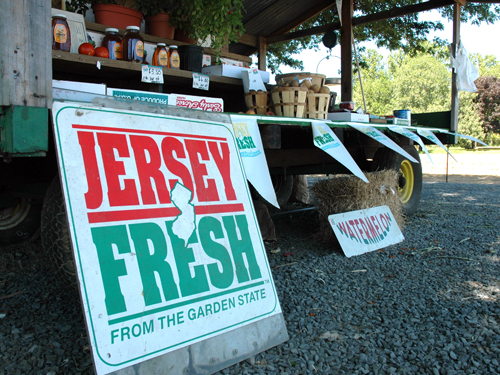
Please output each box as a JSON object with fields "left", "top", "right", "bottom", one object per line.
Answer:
{"left": 272, "top": 174, "right": 295, "bottom": 207}
{"left": 41, "top": 176, "right": 77, "bottom": 289}
{"left": 0, "top": 198, "right": 42, "bottom": 245}
{"left": 372, "top": 145, "right": 423, "bottom": 216}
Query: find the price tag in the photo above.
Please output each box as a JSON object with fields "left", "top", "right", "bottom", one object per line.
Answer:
{"left": 141, "top": 65, "right": 164, "bottom": 84}
{"left": 192, "top": 73, "right": 209, "bottom": 91}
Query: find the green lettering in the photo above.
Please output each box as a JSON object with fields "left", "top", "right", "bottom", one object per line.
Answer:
{"left": 165, "top": 221, "right": 210, "bottom": 297}
{"left": 91, "top": 225, "right": 130, "bottom": 315}
{"left": 199, "top": 216, "right": 234, "bottom": 289}
{"left": 223, "top": 215, "right": 262, "bottom": 283}
{"left": 129, "top": 223, "right": 179, "bottom": 306}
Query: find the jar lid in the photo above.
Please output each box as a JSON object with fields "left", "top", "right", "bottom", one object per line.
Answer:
{"left": 53, "top": 14, "right": 68, "bottom": 19}
{"left": 126, "top": 26, "right": 140, "bottom": 31}
{"left": 170, "top": 45, "right": 178, "bottom": 49}
{"left": 105, "top": 28, "right": 119, "bottom": 33}
{"left": 157, "top": 43, "right": 166, "bottom": 47}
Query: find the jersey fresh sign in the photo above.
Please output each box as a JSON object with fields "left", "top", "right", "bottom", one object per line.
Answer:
{"left": 51, "top": 102, "right": 280, "bottom": 374}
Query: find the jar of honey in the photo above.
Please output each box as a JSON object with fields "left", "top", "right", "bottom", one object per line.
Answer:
{"left": 52, "top": 14, "right": 71, "bottom": 52}
{"left": 122, "top": 26, "right": 144, "bottom": 63}
{"left": 152, "top": 43, "right": 168, "bottom": 67}
{"left": 168, "top": 45, "right": 180, "bottom": 69}
{"left": 102, "top": 28, "right": 122, "bottom": 60}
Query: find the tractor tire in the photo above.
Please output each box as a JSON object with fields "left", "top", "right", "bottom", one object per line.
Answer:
{"left": 272, "top": 174, "right": 295, "bottom": 207}
{"left": 0, "top": 197, "right": 42, "bottom": 245}
{"left": 41, "top": 176, "right": 77, "bottom": 289}
{"left": 372, "top": 145, "right": 423, "bottom": 216}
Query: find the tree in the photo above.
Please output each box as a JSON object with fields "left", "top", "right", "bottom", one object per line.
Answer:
{"left": 352, "top": 46, "right": 450, "bottom": 115}
{"left": 267, "top": 1, "right": 500, "bottom": 71}
{"left": 474, "top": 76, "right": 500, "bottom": 135}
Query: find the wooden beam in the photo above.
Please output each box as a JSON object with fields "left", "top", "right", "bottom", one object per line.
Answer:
{"left": 258, "top": 36, "right": 267, "bottom": 71}
{"left": 268, "top": 0, "right": 336, "bottom": 37}
{"left": 450, "top": 3, "right": 461, "bottom": 134}
{"left": 267, "top": 0, "right": 454, "bottom": 45}
{"left": 341, "top": 0, "right": 353, "bottom": 103}
{"left": 455, "top": 0, "right": 466, "bottom": 5}
{"left": 237, "top": 33, "right": 258, "bottom": 48}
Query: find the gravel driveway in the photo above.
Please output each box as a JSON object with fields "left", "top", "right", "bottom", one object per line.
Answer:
{"left": 1, "top": 170, "right": 499, "bottom": 374}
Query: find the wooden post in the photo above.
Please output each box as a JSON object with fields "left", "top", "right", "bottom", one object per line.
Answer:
{"left": 0, "top": 0, "right": 52, "bottom": 108}
{"left": 450, "top": 2, "right": 461, "bottom": 134}
{"left": 258, "top": 36, "right": 267, "bottom": 71}
{"left": 340, "top": 0, "right": 353, "bottom": 102}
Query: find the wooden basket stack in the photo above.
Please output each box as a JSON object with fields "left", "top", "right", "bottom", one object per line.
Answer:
{"left": 244, "top": 90, "right": 270, "bottom": 114}
{"left": 306, "top": 93, "right": 330, "bottom": 119}
{"left": 271, "top": 86, "right": 308, "bottom": 117}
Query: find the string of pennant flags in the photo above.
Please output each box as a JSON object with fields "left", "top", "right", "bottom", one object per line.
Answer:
{"left": 230, "top": 115, "right": 488, "bottom": 208}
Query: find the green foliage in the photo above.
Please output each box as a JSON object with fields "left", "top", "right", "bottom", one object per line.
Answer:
{"left": 270, "top": 1, "right": 500, "bottom": 70}
{"left": 353, "top": 46, "right": 450, "bottom": 115}
{"left": 474, "top": 76, "right": 500, "bottom": 134}
{"left": 171, "top": 0, "right": 245, "bottom": 61}
{"left": 458, "top": 91, "right": 484, "bottom": 149}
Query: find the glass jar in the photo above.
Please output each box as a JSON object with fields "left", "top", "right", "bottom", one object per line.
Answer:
{"left": 168, "top": 45, "right": 180, "bottom": 69}
{"left": 152, "top": 43, "right": 168, "bottom": 67}
{"left": 102, "top": 28, "right": 122, "bottom": 60}
{"left": 52, "top": 14, "right": 71, "bottom": 52}
{"left": 122, "top": 26, "right": 144, "bottom": 63}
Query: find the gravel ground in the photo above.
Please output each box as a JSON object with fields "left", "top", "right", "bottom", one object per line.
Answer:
{"left": 1, "top": 178, "right": 500, "bottom": 375}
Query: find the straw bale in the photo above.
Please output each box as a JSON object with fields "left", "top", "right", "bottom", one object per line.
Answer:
{"left": 312, "top": 170, "right": 405, "bottom": 245}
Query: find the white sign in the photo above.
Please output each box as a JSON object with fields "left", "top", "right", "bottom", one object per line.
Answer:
{"left": 230, "top": 115, "right": 279, "bottom": 208}
{"left": 51, "top": 102, "right": 280, "bottom": 374}
{"left": 348, "top": 124, "right": 419, "bottom": 163}
{"left": 328, "top": 205, "right": 404, "bottom": 257}
{"left": 417, "top": 128, "right": 457, "bottom": 162}
{"left": 311, "top": 121, "right": 368, "bottom": 183}
{"left": 192, "top": 72, "right": 210, "bottom": 90}
{"left": 141, "top": 65, "right": 164, "bottom": 84}
{"left": 387, "top": 125, "right": 434, "bottom": 164}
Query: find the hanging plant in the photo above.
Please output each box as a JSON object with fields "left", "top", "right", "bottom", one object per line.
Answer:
{"left": 170, "top": 0, "right": 245, "bottom": 62}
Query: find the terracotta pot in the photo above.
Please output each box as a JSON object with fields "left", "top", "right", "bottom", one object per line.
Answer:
{"left": 92, "top": 4, "right": 143, "bottom": 30}
{"left": 175, "top": 28, "right": 196, "bottom": 45}
{"left": 146, "top": 12, "right": 175, "bottom": 39}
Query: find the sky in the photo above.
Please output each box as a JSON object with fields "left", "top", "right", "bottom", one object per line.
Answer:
{"left": 270, "top": 9, "right": 500, "bottom": 85}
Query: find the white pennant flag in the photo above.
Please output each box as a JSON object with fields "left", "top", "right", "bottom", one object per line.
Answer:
{"left": 348, "top": 124, "right": 418, "bottom": 163}
{"left": 417, "top": 129, "right": 457, "bottom": 162}
{"left": 311, "top": 121, "right": 368, "bottom": 183}
{"left": 230, "top": 115, "right": 279, "bottom": 208}
{"left": 387, "top": 125, "right": 433, "bottom": 165}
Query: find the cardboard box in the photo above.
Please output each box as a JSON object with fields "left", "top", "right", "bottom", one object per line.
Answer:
{"left": 202, "top": 54, "right": 212, "bottom": 67}
{"left": 202, "top": 65, "right": 270, "bottom": 83}
{"left": 168, "top": 94, "right": 224, "bottom": 112}
{"left": 327, "top": 112, "right": 370, "bottom": 123}
{"left": 386, "top": 117, "right": 411, "bottom": 126}
{"left": 53, "top": 80, "right": 107, "bottom": 95}
{"left": 107, "top": 88, "right": 169, "bottom": 105}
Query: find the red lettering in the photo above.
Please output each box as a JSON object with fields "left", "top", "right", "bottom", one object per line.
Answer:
{"left": 175, "top": 98, "right": 223, "bottom": 112}
{"left": 130, "top": 135, "right": 171, "bottom": 205}
{"left": 208, "top": 141, "right": 236, "bottom": 201}
{"left": 160, "top": 137, "right": 194, "bottom": 195}
{"left": 358, "top": 218, "right": 372, "bottom": 240}
{"left": 97, "top": 133, "right": 139, "bottom": 207}
{"left": 337, "top": 222, "right": 348, "bottom": 237}
{"left": 346, "top": 221, "right": 358, "bottom": 241}
{"left": 366, "top": 217, "right": 379, "bottom": 239}
{"left": 77, "top": 131, "right": 103, "bottom": 209}
{"left": 185, "top": 139, "right": 219, "bottom": 203}
{"left": 371, "top": 215, "right": 380, "bottom": 235}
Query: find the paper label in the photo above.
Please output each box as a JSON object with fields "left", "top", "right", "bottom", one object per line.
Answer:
{"left": 141, "top": 65, "right": 164, "bottom": 84}
{"left": 192, "top": 73, "right": 210, "bottom": 91}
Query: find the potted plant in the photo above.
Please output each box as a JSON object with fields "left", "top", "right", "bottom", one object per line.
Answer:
{"left": 71, "top": 0, "right": 143, "bottom": 30}
{"left": 135, "top": 0, "right": 176, "bottom": 39}
{"left": 170, "top": 0, "right": 245, "bottom": 63}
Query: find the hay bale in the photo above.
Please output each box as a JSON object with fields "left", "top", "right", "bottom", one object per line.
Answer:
{"left": 312, "top": 170, "right": 405, "bottom": 244}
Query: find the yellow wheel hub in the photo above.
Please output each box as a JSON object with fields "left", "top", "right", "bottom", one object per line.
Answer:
{"left": 399, "top": 160, "right": 414, "bottom": 204}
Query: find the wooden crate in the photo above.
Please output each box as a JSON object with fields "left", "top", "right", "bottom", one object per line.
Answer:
{"left": 271, "top": 87, "right": 308, "bottom": 117}
{"left": 275, "top": 72, "right": 326, "bottom": 87}
{"left": 306, "top": 93, "right": 330, "bottom": 119}
{"left": 244, "top": 91, "right": 270, "bottom": 114}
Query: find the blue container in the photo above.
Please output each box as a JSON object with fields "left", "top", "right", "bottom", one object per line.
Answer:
{"left": 393, "top": 109, "right": 411, "bottom": 119}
